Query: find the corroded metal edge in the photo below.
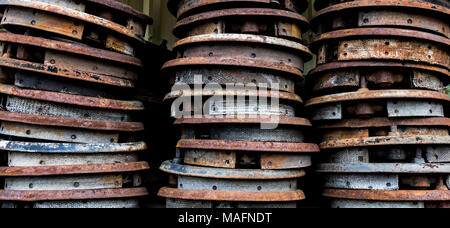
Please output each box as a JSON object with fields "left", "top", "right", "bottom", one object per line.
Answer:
{"left": 320, "top": 135, "right": 450, "bottom": 149}
{"left": 0, "top": 161, "right": 150, "bottom": 176}
{"left": 165, "top": 89, "right": 304, "bottom": 104}
{"left": 174, "top": 115, "right": 312, "bottom": 126}
{"left": 0, "top": 187, "right": 148, "bottom": 202}
{"left": 0, "top": 111, "right": 145, "bottom": 132}
{"left": 162, "top": 57, "right": 303, "bottom": 79}
{"left": 173, "top": 8, "right": 310, "bottom": 36}
{"left": 0, "top": 29, "right": 142, "bottom": 67}
{"left": 323, "top": 189, "right": 450, "bottom": 201}
{"left": 0, "top": 0, "right": 146, "bottom": 44}
{"left": 86, "top": 0, "right": 153, "bottom": 23}
{"left": 311, "top": 28, "right": 450, "bottom": 51}
{"left": 159, "top": 160, "right": 306, "bottom": 180}
{"left": 178, "top": 139, "right": 320, "bottom": 153}
{"left": 318, "top": 163, "right": 450, "bottom": 174}
{"left": 0, "top": 84, "right": 145, "bottom": 111}
{"left": 158, "top": 187, "right": 305, "bottom": 202}
{"left": 305, "top": 89, "right": 450, "bottom": 107}
{"left": 317, "top": 117, "right": 450, "bottom": 129}
{"left": 0, "top": 140, "right": 147, "bottom": 153}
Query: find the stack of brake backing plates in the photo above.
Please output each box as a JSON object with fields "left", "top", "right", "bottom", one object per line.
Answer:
{"left": 0, "top": 0, "right": 153, "bottom": 208}
{"left": 158, "top": 0, "right": 321, "bottom": 208}
{"left": 306, "top": 0, "right": 450, "bottom": 208}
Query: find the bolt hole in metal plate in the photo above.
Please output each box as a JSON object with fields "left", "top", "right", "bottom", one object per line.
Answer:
{"left": 311, "top": 0, "right": 450, "bottom": 38}
{"left": 311, "top": 28, "right": 450, "bottom": 70}
{"left": 168, "top": 0, "right": 310, "bottom": 19}
{"left": 172, "top": 8, "right": 309, "bottom": 42}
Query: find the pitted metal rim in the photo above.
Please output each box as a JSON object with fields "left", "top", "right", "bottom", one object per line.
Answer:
{"left": 0, "top": 161, "right": 150, "bottom": 177}
{"left": 323, "top": 189, "right": 450, "bottom": 201}
{"left": 317, "top": 117, "right": 450, "bottom": 129}
{"left": 309, "top": 61, "right": 450, "bottom": 79}
{"left": 174, "top": 115, "right": 312, "bottom": 126}
{"left": 159, "top": 187, "right": 305, "bottom": 202}
{"left": 0, "top": 33, "right": 142, "bottom": 67}
{"left": 318, "top": 163, "right": 450, "bottom": 174}
{"left": 305, "top": 89, "right": 450, "bottom": 107}
{"left": 86, "top": 0, "right": 153, "bottom": 23}
{"left": 162, "top": 57, "right": 303, "bottom": 79}
{"left": 0, "top": 0, "right": 147, "bottom": 44}
{"left": 312, "top": 0, "right": 450, "bottom": 26}
{"left": 173, "top": 33, "right": 313, "bottom": 59}
{"left": 0, "top": 140, "right": 147, "bottom": 153}
{"left": 165, "top": 89, "right": 303, "bottom": 104}
{"left": 310, "top": 28, "right": 450, "bottom": 51}
{"left": 178, "top": 139, "right": 320, "bottom": 153}
{"left": 160, "top": 160, "right": 306, "bottom": 180}
{"left": 168, "top": 0, "right": 310, "bottom": 18}
{"left": 173, "top": 8, "right": 310, "bottom": 37}
{"left": 0, "top": 187, "right": 149, "bottom": 202}
{"left": 0, "top": 84, "right": 145, "bottom": 111}
{"left": 320, "top": 135, "right": 450, "bottom": 149}
{"left": 0, "top": 57, "right": 135, "bottom": 88}
{"left": 0, "top": 111, "right": 145, "bottom": 132}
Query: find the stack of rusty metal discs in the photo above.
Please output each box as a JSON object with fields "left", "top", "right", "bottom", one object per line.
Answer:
{"left": 306, "top": 0, "right": 450, "bottom": 208}
{"left": 0, "top": 0, "right": 153, "bottom": 208}
{"left": 158, "top": 0, "right": 320, "bottom": 208}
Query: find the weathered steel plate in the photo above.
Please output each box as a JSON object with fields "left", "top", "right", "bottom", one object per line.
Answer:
{"left": 175, "top": 115, "right": 312, "bottom": 126}
{"left": 323, "top": 189, "right": 450, "bottom": 201}
{"left": 314, "top": 0, "right": 450, "bottom": 11}
{"left": 318, "top": 163, "right": 450, "bottom": 174}
{"left": 317, "top": 117, "right": 450, "bottom": 129}
{"left": 168, "top": 0, "right": 310, "bottom": 18}
{"left": 320, "top": 135, "right": 449, "bottom": 149}
{"left": 173, "top": 8, "right": 309, "bottom": 41}
{"left": 311, "top": 0, "right": 450, "bottom": 37}
{"left": 166, "top": 198, "right": 297, "bottom": 208}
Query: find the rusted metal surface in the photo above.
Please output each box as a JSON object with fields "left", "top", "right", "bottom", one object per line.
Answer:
{"left": 0, "top": 141, "right": 147, "bottom": 153}
{"left": 312, "top": 0, "right": 450, "bottom": 37}
{"left": 0, "top": 0, "right": 152, "bottom": 55}
{"left": 174, "top": 115, "right": 312, "bottom": 126}
{"left": 168, "top": 0, "right": 310, "bottom": 19}
{"left": 314, "top": 0, "right": 450, "bottom": 11}
{"left": 323, "top": 189, "right": 450, "bottom": 201}
{"left": 173, "top": 8, "right": 309, "bottom": 41}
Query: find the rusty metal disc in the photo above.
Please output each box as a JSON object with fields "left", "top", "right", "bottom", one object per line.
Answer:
{"left": 168, "top": 0, "right": 310, "bottom": 19}
{"left": 159, "top": 187, "right": 305, "bottom": 202}
{"left": 159, "top": 160, "right": 306, "bottom": 179}
{"left": 314, "top": 0, "right": 450, "bottom": 11}
{"left": 0, "top": 0, "right": 149, "bottom": 49}
{"left": 174, "top": 115, "right": 312, "bottom": 126}
{"left": 0, "top": 140, "right": 147, "bottom": 153}
{"left": 173, "top": 8, "right": 309, "bottom": 41}
{"left": 320, "top": 135, "right": 450, "bottom": 149}
{"left": 0, "top": 83, "right": 144, "bottom": 111}
{"left": 86, "top": 0, "right": 153, "bottom": 23}
{"left": 0, "top": 111, "right": 144, "bottom": 132}
{"left": 311, "top": 28, "right": 450, "bottom": 69}
{"left": 178, "top": 139, "right": 320, "bottom": 153}
{"left": 318, "top": 163, "right": 450, "bottom": 174}
{"left": 0, "top": 187, "right": 148, "bottom": 202}
{"left": 0, "top": 162, "right": 150, "bottom": 177}
{"left": 317, "top": 117, "right": 450, "bottom": 129}
{"left": 323, "top": 189, "right": 450, "bottom": 201}
{"left": 311, "top": 0, "right": 450, "bottom": 38}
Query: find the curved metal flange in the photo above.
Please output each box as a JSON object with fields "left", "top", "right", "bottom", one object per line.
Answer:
{"left": 314, "top": 0, "right": 450, "bottom": 11}
{"left": 318, "top": 163, "right": 450, "bottom": 174}
{"left": 0, "top": 56, "right": 134, "bottom": 88}
{"left": 160, "top": 160, "right": 306, "bottom": 180}
{"left": 320, "top": 135, "right": 449, "bottom": 149}
{"left": 0, "top": 161, "right": 150, "bottom": 177}
{"left": 0, "top": 0, "right": 147, "bottom": 44}
{"left": 168, "top": 0, "right": 310, "bottom": 18}
{"left": 306, "top": 89, "right": 450, "bottom": 107}
{"left": 165, "top": 88, "right": 303, "bottom": 104}
{"left": 178, "top": 139, "right": 320, "bottom": 153}
{"left": 159, "top": 187, "right": 305, "bottom": 202}
{"left": 0, "top": 187, "right": 148, "bottom": 202}
{"left": 174, "top": 115, "right": 312, "bottom": 126}
{"left": 0, "top": 84, "right": 144, "bottom": 111}
{"left": 311, "top": 0, "right": 450, "bottom": 37}
{"left": 317, "top": 117, "right": 450, "bottom": 129}
{"left": 0, "top": 110, "right": 144, "bottom": 132}
{"left": 86, "top": 0, "right": 153, "bottom": 23}
{"left": 311, "top": 28, "right": 450, "bottom": 69}
{"left": 323, "top": 189, "right": 450, "bottom": 201}
{"left": 173, "top": 8, "right": 309, "bottom": 40}
{"left": 0, "top": 140, "right": 147, "bottom": 153}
